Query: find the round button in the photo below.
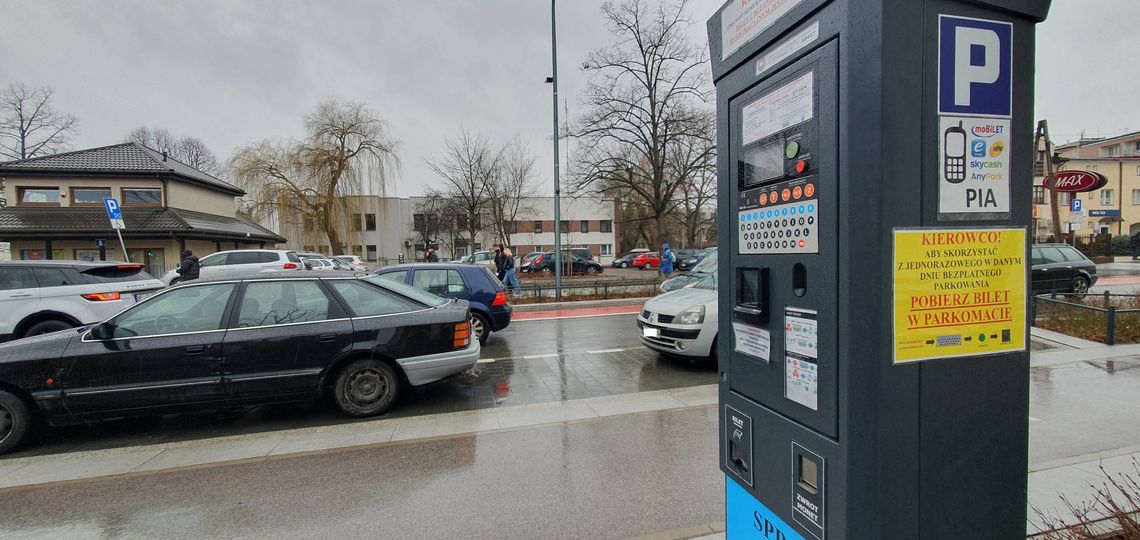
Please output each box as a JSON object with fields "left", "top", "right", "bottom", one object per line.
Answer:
{"left": 799, "top": 240, "right": 806, "bottom": 248}
{"left": 793, "top": 186, "right": 803, "bottom": 199}
{"left": 760, "top": 193, "right": 768, "bottom": 205}
{"left": 804, "top": 228, "right": 811, "bottom": 237}
{"left": 807, "top": 203, "right": 815, "bottom": 213}
{"left": 799, "top": 217, "right": 805, "bottom": 226}
{"left": 795, "top": 160, "right": 809, "bottom": 174}
{"left": 805, "top": 183, "right": 815, "bottom": 197}
{"left": 782, "top": 189, "right": 792, "bottom": 202}
{"left": 808, "top": 216, "right": 815, "bottom": 225}
{"left": 785, "top": 140, "right": 800, "bottom": 159}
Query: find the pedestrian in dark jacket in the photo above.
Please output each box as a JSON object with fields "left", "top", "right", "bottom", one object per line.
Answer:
{"left": 176, "top": 250, "right": 201, "bottom": 281}
{"left": 426, "top": 248, "right": 439, "bottom": 262}
{"left": 493, "top": 243, "right": 508, "bottom": 281}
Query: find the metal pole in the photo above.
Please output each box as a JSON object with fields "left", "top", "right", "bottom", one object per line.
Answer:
{"left": 551, "top": 0, "right": 562, "bottom": 300}
{"left": 115, "top": 229, "right": 130, "bottom": 263}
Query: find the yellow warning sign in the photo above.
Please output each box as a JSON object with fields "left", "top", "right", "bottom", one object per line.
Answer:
{"left": 893, "top": 228, "right": 1026, "bottom": 364}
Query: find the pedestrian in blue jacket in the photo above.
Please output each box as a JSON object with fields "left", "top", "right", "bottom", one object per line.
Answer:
{"left": 660, "top": 242, "right": 676, "bottom": 278}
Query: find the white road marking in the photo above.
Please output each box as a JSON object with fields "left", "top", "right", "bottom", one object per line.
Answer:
{"left": 478, "top": 347, "right": 639, "bottom": 365}
{"left": 1029, "top": 416, "right": 1042, "bottom": 422}
{"left": 525, "top": 353, "right": 561, "bottom": 360}
{"left": 588, "top": 349, "right": 625, "bottom": 354}
{"left": 477, "top": 358, "right": 497, "bottom": 364}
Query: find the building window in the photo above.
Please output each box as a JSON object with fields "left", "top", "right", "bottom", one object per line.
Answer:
{"left": 1136, "top": 165, "right": 1140, "bottom": 176}
{"left": 1032, "top": 186, "right": 1045, "bottom": 205}
{"left": 122, "top": 188, "right": 162, "bottom": 206}
{"left": 1101, "top": 189, "right": 1114, "bottom": 206}
{"left": 1087, "top": 165, "right": 1098, "bottom": 172}
{"left": 365, "top": 213, "right": 376, "bottom": 231}
{"left": 1135, "top": 141, "right": 1140, "bottom": 152}
{"left": 534, "top": 220, "right": 543, "bottom": 234}
{"left": 303, "top": 216, "right": 316, "bottom": 232}
{"left": 1102, "top": 145, "right": 1120, "bottom": 157}
{"left": 535, "top": 245, "right": 543, "bottom": 254}
{"left": 71, "top": 187, "right": 112, "bottom": 205}
{"left": 413, "top": 214, "right": 425, "bottom": 231}
{"left": 303, "top": 245, "right": 315, "bottom": 252}
{"left": 1132, "top": 190, "right": 1140, "bottom": 205}
{"left": 560, "top": 220, "right": 569, "bottom": 233}
{"left": 1059, "top": 192, "right": 1072, "bottom": 205}
{"left": 366, "top": 245, "right": 377, "bottom": 261}
{"left": 601, "top": 244, "right": 613, "bottom": 256}
{"left": 352, "top": 245, "right": 364, "bottom": 256}
{"left": 508, "top": 221, "right": 518, "bottom": 234}
{"left": 17, "top": 187, "right": 60, "bottom": 206}
{"left": 351, "top": 214, "right": 362, "bottom": 231}
{"left": 600, "top": 220, "right": 613, "bottom": 233}
{"left": 580, "top": 220, "right": 589, "bottom": 233}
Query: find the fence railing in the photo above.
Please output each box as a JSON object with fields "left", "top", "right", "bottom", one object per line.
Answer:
{"left": 511, "top": 279, "right": 661, "bottom": 303}
{"left": 1032, "top": 291, "right": 1140, "bottom": 345}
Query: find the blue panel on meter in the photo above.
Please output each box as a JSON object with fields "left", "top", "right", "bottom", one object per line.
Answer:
{"left": 726, "top": 477, "right": 806, "bottom": 540}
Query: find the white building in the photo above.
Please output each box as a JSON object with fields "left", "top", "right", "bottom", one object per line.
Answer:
{"left": 272, "top": 196, "right": 620, "bottom": 266}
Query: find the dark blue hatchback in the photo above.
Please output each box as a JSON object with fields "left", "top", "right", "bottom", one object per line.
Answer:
{"left": 373, "top": 263, "right": 511, "bottom": 343}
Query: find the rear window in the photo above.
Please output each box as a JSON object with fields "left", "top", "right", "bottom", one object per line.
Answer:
{"left": 0, "top": 267, "right": 36, "bottom": 290}
{"left": 227, "top": 252, "right": 262, "bottom": 265}
{"left": 365, "top": 276, "right": 447, "bottom": 307}
{"left": 1058, "top": 246, "right": 1088, "bottom": 263}
{"left": 80, "top": 264, "right": 155, "bottom": 283}
{"left": 286, "top": 251, "right": 301, "bottom": 263}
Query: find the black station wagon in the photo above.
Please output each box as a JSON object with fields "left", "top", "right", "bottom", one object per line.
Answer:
{"left": 0, "top": 274, "right": 479, "bottom": 454}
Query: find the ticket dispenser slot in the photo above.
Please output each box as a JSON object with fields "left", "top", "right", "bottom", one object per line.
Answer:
{"left": 733, "top": 267, "right": 769, "bottom": 324}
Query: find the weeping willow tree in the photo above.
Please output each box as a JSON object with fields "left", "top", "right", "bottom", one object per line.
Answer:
{"left": 229, "top": 99, "right": 399, "bottom": 253}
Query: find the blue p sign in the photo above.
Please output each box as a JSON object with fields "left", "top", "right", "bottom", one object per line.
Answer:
{"left": 103, "top": 197, "right": 123, "bottom": 220}
{"left": 1072, "top": 198, "right": 1082, "bottom": 213}
{"left": 939, "top": 15, "right": 1013, "bottom": 117}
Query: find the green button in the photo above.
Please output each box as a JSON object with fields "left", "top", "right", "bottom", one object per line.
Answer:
{"left": 785, "top": 141, "right": 800, "bottom": 159}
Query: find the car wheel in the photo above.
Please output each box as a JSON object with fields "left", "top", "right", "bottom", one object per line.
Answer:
{"left": 333, "top": 359, "right": 401, "bottom": 417}
{"left": 541, "top": 267, "right": 553, "bottom": 274}
{"left": 0, "top": 390, "right": 33, "bottom": 455}
{"left": 620, "top": 262, "right": 629, "bottom": 268}
{"left": 23, "top": 319, "right": 74, "bottom": 338}
{"left": 645, "top": 263, "right": 654, "bottom": 270}
{"left": 471, "top": 313, "right": 491, "bottom": 344}
{"left": 1071, "top": 276, "right": 1090, "bottom": 299}
{"left": 585, "top": 266, "right": 598, "bottom": 275}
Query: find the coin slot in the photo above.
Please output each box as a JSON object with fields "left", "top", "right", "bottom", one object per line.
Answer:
{"left": 793, "top": 262, "right": 807, "bottom": 297}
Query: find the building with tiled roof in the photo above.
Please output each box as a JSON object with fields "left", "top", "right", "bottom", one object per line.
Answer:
{"left": 0, "top": 142, "right": 285, "bottom": 275}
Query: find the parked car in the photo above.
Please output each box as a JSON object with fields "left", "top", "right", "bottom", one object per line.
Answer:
{"left": 460, "top": 251, "right": 497, "bottom": 270}
{"left": 333, "top": 255, "right": 368, "bottom": 272}
{"left": 0, "top": 261, "right": 165, "bottom": 342}
{"left": 661, "top": 248, "right": 718, "bottom": 293}
{"left": 521, "top": 251, "right": 604, "bottom": 275}
{"left": 521, "top": 252, "right": 543, "bottom": 267}
{"left": 612, "top": 249, "right": 650, "bottom": 268}
{"left": 373, "top": 263, "right": 511, "bottom": 344}
{"left": 1031, "top": 243, "right": 1097, "bottom": 296}
{"left": 304, "top": 257, "right": 352, "bottom": 271}
{"left": 566, "top": 247, "right": 594, "bottom": 261}
{"left": 633, "top": 252, "right": 661, "bottom": 270}
{"left": 638, "top": 272, "right": 718, "bottom": 359}
{"left": 0, "top": 273, "right": 479, "bottom": 454}
{"left": 160, "top": 249, "right": 304, "bottom": 285}
{"left": 676, "top": 247, "right": 715, "bottom": 272}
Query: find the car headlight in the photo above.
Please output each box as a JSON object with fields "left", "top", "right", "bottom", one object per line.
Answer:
{"left": 675, "top": 305, "right": 705, "bottom": 325}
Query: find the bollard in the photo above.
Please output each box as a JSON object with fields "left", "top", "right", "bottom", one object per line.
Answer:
{"left": 1107, "top": 306, "right": 1117, "bottom": 345}
{"left": 1104, "top": 290, "right": 1111, "bottom": 308}
{"left": 604, "top": 283, "right": 609, "bottom": 300}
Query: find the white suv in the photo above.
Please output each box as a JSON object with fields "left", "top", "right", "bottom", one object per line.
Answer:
{"left": 0, "top": 261, "right": 165, "bottom": 341}
{"left": 160, "top": 249, "right": 304, "bottom": 285}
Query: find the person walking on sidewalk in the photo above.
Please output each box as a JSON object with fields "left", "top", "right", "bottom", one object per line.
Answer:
{"left": 500, "top": 247, "right": 521, "bottom": 295}
{"left": 425, "top": 247, "right": 439, "bottom": 262}
{"left": 659, "top": 242, "right": 676, "bottom": 279}
{"left": 176, "top": 250, "right": 201, "bottom": 282}
{"left": 492, "top": 243, "right": 507, "bottom": 282}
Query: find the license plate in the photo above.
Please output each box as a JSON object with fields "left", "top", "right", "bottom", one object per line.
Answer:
{"left": 134, "top": 292, "right": 153, "bottom": 302}
{"left": 643, "top": 327, "right": 660, "bottom": 338}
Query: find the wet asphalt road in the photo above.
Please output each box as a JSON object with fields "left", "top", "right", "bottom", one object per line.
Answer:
{"left": 9, "top": 313, "right": 717, "bottom": 459}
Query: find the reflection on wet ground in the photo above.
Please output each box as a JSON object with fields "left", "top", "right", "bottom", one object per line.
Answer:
{"left": 11, "top": 314, "right": 715, "bottom": 459}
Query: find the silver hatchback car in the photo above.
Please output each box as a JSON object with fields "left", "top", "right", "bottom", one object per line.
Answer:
{"left": 161, "top": 249, "right": 304, "bottom": 285}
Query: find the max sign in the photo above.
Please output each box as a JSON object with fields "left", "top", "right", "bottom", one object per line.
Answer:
{"left": 1043, "top": 170, "right": 1109, "bottom": 193}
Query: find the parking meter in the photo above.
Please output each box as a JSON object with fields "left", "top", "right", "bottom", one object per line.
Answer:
{"left": 708, "top": 1, "right": 1050, "bottom": 538}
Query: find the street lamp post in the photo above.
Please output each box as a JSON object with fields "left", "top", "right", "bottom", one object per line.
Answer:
{"left": 546, "top": 0, "right": 563, "bottom": 300}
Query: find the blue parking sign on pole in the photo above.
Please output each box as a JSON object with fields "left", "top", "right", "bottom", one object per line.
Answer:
{"left": 104, "top": 197, "right": 123, "bottom": 220}
{"left": 102, "top": 197, "right": 131, "bottom": 262}
{"left": 1071, "top": 198, "right": 1082, "bottom": 213}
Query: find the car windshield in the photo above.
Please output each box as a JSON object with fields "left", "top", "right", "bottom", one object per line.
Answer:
{"left": 691, "top": 250, "right": 718, "bottom": 273}
{"left": 693, "top": 271, "right": 718, "bottom": 290}
{"left": 364, "top": 275, "right": 447, "bottom": 307}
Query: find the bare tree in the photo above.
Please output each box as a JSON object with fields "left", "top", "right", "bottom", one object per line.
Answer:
{"left": 126, "top": 126, "right": 221, "bottom": 174}
{"left": 569, "top": 0, "right": 714, "bottom": 247}
{"left": 412, "top": 192, "right": 455, "bottom": 255}
{"left": 0, "top": 83, "right": 79, "bottom": 160}
{"left": 486, "top": 139, "right": 540, "bottom": 248}
{"left": 230, "top": 98, "right": 399, "bottom": 254}
{"left": 669, "top": 123, "right": 717, "bottom": 247}
{"left": 427, "top": 130, "right": 502, "bottom": 252}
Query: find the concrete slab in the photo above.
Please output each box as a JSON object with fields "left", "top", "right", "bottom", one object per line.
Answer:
{"left": 496, "top": 400, "right": 598, "bottom": 429}
{"left": 667, "top": 385, "right": 718, "bottom": 407}
{"left": 1026, "top": 465, "right": 1106, "bottom": 533}
{"left": 269, "top": 421, "right": 398, "bottom": 456}
{"left": 389, "top": 410, "right": 501, "bottom": 441}
{"left": 587, "top": 390, "right": 687, "bottom": 417}
{"left": 0, "top": 448, "right": 163, "bottom": 488}
{"left": 133, "top": 434, "right": 286, "bottom": 472}
{"left": 1030, "top": 326, "right": 1098, "bottom": 349}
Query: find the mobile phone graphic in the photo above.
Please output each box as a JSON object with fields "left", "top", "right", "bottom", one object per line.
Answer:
{"left": 944, "top": 121, "right": 967, "bottom": 184}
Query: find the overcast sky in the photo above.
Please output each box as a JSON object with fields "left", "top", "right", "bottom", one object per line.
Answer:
{"left": 2, "top": 0, "right": 1135, "bottom": 197}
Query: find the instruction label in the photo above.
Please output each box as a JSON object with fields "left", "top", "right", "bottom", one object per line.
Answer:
{"left": 742, "top": 71, "right": 814, "bottom": 146}
{"left": 733, "top": 323, "right": 771, "bottom": 362}
{"left": 784, "top": 307, "right": 818, "bottom": 410}
{"left": 721, "top": 0, "right": 807, "bottom": 61}
{"left": 938, "top": 116, "right": 1011, "bottom": 216}
{"left": 893, "top": 228, "right": 1026, "bottom": 363}
{"left": 756, "top": 21, "right": 819, "bottom": 76}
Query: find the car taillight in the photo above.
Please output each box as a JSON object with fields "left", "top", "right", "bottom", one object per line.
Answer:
{"left": 82, "top": 292, "right": 121, "bottom": 301}
{"left": 492, "top": 291, "right": 508, "bottom": 307}
{"left": 117, "top": 264, "right": 143, "bottom": 270}
{"left": 535, "top": 255, "right": 543, "bottom": 265}
{"left": 453, "top": 321, "right": 471, "bottom": 348}
{"left": 283, "top": 263, "right": 298, "bottom": 269}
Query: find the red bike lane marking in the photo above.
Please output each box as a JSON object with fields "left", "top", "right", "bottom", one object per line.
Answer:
{"left": 513, "top": 304, "right": 644, "bottom": 321}
{"left": 1095, "top": 276, "right": 1140, "bottom": 285}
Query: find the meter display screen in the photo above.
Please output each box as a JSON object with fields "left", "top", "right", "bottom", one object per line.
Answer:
{"left": 740, "top": 139, "right": 785, "bottom": 187}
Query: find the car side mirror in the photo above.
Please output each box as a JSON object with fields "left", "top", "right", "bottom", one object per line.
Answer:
{"left": 89, "top": 322, "right": 114, "bottom": 340}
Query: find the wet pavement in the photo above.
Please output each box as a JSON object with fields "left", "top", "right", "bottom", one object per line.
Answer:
{"left": 9, "top": 313, "right": 717, "bottom": 459}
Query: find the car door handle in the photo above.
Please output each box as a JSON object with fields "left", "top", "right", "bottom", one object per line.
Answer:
{"left": 10, "top": 293, "right": 34, "bottom": 298}
{"left": 185, "top": 345, "right": 207, "bottom": 354}
{"left": 318, "top": 333, "right": 337, "bottom": 342}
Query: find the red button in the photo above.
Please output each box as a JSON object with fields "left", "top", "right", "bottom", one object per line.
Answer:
{"left": 760, "top": 193, "right": 768, "bottom": 205}
{"left": 793, "top": 186, "right": 803, "bottom": 199}
{"left": 805, "top": 183, "right": 815, "bottom": 197}
{"left": 782, "top": 189, "right": 791, "bottom": 202}
{"left": 795, "top": 160, "right": 809, "bottom": 174}
{"left": 798, "top": 240, "right": 806, "bottom": 248}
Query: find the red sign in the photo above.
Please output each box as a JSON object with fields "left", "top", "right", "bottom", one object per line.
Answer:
{"left": 1043, "top": 170, "right": 1109, "bottom": 192}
